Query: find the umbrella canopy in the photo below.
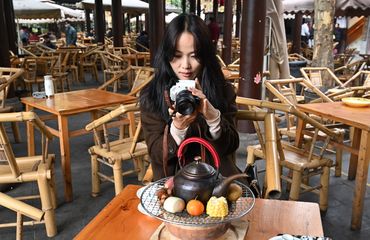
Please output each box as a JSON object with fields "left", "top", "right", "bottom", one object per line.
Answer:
{"left": 42, "top": 0, "right": 84, "bottom": 19}
{"left": 283, "top": 0, "right": 370, "bottom": 17}
{"left": 79, "top": 0, "right": 149, "bottom": 14}
{"left": 13, "top": 0, "right": 62, "bottom": 19}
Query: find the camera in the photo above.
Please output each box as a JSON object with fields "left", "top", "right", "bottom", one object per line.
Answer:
{"left": 170, "top": 80, "right": 200, "bottom": 115}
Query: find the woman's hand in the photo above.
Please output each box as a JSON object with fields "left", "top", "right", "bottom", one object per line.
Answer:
{"left": 172, "top": 111, "right": 197, "bottom": 130}
{"left": 188, "top": 78, "right": 220, "bottom": 121}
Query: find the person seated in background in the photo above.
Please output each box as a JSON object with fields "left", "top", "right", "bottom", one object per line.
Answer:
{"left": 28, "top": 31, "right": 40, "bottom": 44}
{"left": 136, "top": 30, "right": 149, "bottom": 52}
{"left": 43, "top": 33, "right": 56, "bottom": 49}
{"left": 106, "top": 28, "right": 113, "bottom": 38}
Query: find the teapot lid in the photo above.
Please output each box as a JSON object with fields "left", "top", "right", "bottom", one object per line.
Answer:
{"left": 183, "top": 158, "right": 216, "bottom": 179}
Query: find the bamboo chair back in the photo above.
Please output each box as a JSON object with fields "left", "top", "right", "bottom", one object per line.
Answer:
{"left": 334, "top": 59, "right": 366, "bottom": 83}
{"left": 0, "top": 112, "right": 56, "bottom": 237}
{"left": 300, "top": 67, "right": 345, "bottom": 89}
{"left": 0, "top": 68, "right": 24, "bottom": 108}
{"left": 99, "top": 66, "right": 154, "bottom": 96}
{"left": 79, "top": 46, "right": 102, "bottom": 82}
{"left": 326, "top": 70, "right": 370, "bottom": 100}
{"left": 216, "top": 55, "right": 226, "bottom": 68}
{"left": 0, "top": 68, "right": 24, "bottom": 143}
{"left": 236, "top": 97, "right": 338, "bottom": 211}
{"left": 85, "top": 104, "right": 148, "bottom": 195}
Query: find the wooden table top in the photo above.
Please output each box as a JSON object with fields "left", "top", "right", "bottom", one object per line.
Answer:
{"left": 21, "top": 89, "right": 136, "bottom": 116}
{"left": 75, "top": 185, "right": 323, "bottom": 240}
{"left": 298, "top": 101, "right": 370, "bottom": 131}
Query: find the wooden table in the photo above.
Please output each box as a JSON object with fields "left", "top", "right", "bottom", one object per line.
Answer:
{"left": 21, "top": 89, "right": 136, "bottom": 202}
{"left": 296, "top": 102, "right": 370, "bottom": 230}
{"left": 75, "top": 185, "right": 324, "bottom": 240}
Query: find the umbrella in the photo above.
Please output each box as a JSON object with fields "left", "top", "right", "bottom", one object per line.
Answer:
{"left": 283, "top": 0, "right": 370, "bottom": 17}
{"left": 13, "top": 0, "right": 62, "bottom": 19}
{"left": 268, "top": 0, "right": 290, "bottom": 79}
{"left": 79, "top": 0, "right": 149, "bottom": 14}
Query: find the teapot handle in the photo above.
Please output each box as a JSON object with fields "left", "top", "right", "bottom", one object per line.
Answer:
{"left": 177, "top": 137, "right": 220, "bottom": 169}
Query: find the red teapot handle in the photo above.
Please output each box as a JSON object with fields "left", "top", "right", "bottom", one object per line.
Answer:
{"left": 177, "top": 137, "right": 220, "bottom": 169}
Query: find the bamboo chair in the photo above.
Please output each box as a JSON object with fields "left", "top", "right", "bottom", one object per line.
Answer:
{"left": 0, "top": 68, "right": 24, "bottom": 143}
{"left": 236, "top": 108, "right": 282, "bottom": 199}
{"left": 0, "top": 112, "right": 57, "bottom": 237}
{"left": 334, "top": 59, "right": 366, "bottom": 84}
{"left": 236, "top": 97, "right": 340, "bottom": 212}
{"left": 0, "top": 192, "right": 43, "bottom": 240}
{"left": 63, "top": 49, "right": 80, "bottom": 85}
{"left": 79, "top": 46, "right": 102, "bottom": 83}
{"left": 51, "top": 51, "right": 70, "bottom": 92}
{"left": 23, "top": 55, "right": 68, "bottom": 94}
{"left": 300, "top": 67, "right": 346, "bottom": 93}
{"left": 288, "top": 53, "right": 311, "bottom": 66}
{"left": 265, "top": 78, "right": 344, "bottom": 177}
{"left": 216, "top": 55, "right": 227, "bottom": 68}
{"left": 85, "top": 104, "right": 148, "bottom": 196}
{"left": 98, "top": 66, "right": 154, "bottom": 138}
{"left": 99, "top": 65, "right": 155, "bottom": 96}
{"left": 111, "top": 46, "right": 140, "bottom": 67}
{"left": 98, "top": 50, "right": 129, "bottom": 86}
{"left": 323, "top": 71, "right": 370, "bottom": 101}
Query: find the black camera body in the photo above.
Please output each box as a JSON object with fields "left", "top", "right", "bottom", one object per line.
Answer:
{"left": 175, "top": 90, "right": 200, "bottom": 115}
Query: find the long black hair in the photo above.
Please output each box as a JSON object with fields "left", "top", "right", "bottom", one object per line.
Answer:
{"left": 140, "top": 13, "right": 227, "bottom": 120}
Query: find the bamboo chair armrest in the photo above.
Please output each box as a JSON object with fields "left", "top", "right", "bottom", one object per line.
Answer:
{"left": 0, "top": 112, "right": 53, "bottom": 139}
{"left": 236, "top": 97, "right": 339, "bottom": 141}
{"left": 98, "top": 66, "right": 133, "bottom": 90}
{"left": 128, "top": 75, "right": 154, "bottom": 96}
{"left": 0, "top": 192, "right": 44, "bottom": 221}
{"left": 236, "top": 109, "right": 282, "bottom": 123}
{"left": 85, "top": 103, "right": 139, "bottom": 131}
{"left": 236, "top": 110, "right": 267, "bottom": 121}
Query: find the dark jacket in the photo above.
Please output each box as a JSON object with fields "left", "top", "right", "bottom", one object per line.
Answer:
{"left": 140, "top": 83, "right": 240, "bottom": 180}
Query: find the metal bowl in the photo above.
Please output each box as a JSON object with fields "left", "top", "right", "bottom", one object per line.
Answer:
{"left": 140, "top": 177, "right": 255, "bottom": 227}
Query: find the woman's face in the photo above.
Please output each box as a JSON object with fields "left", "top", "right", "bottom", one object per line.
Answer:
{"left": 170, "top": 32, "right": 201, "bottom": 80}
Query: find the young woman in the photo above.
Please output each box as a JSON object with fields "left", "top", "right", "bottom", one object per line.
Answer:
{"left": 140, "top": 14, "right": 240, "bottom": 180}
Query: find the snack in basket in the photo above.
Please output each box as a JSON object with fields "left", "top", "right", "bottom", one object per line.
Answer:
{"left": 163, "top": 196, "right": 185, "bottom": 213}
{"left": 226, "top": 183, "right": 243, "bottom": 202}
{"left": 186, "top": 199, "right": 205, "bottom": 216}
{"left": 206, "top": 196, "right": 228, "bottom": 218}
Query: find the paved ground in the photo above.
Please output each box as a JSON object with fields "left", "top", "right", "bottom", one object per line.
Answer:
{"left": 0, "top": 75, "right": 369, "bottom": 239}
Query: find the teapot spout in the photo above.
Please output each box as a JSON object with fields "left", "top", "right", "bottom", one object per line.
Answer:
{"left": 212, "top": 173, "right": 248, "bottom": 197}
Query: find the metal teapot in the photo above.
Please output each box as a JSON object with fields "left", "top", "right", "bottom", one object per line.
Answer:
{"left": 173, "top": 137, "right": 247, "bottom": 204}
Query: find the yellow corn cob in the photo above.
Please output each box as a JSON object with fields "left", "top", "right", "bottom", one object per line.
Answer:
{"left": 206, "top": 196, "right": 228, "bottom": 218}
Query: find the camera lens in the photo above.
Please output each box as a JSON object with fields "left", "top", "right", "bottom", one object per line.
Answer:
{"left": 175, "top": 90, "right": 200, "bottom": 115}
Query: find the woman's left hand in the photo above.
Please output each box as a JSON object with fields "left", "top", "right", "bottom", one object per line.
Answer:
{"left": 189, "top": 78, "right": 220, "bottom": 121}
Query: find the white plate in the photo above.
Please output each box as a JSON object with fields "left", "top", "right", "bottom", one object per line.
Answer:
{"left": 137, "top": 203, "right": 151, "bottom": 216}
{"left": 136, "top": 186, "right": 147, "bottom": 199}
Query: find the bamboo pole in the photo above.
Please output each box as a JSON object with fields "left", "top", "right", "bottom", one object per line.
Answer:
{"left": 263, "top": 113, "right": 281, "bottom": 199}
{"left": 85, "top": 104, "right": 139, "bottom": 131}
{"left": 0, "top": 192, "right": 44, "bottom": 221}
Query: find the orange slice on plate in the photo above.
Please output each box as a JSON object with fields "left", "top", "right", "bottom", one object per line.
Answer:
{"left": 341, "top": 97, "right": 370, "bottom": 107}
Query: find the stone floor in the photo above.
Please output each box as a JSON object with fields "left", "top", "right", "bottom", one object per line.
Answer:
{"left": 0, "top": 75, "right": 369, "bottom": 239}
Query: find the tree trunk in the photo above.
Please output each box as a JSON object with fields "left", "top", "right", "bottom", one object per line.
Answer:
{"left": 312, "top": 0, "right": 336, "bottom": 87}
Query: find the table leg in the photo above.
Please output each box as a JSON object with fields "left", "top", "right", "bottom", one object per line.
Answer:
{"left": 58, "top": 115, "right": 73, "bottom": 202}
{"left": 294, "top": 118, "right": 305, "bottom": 148}
{"left": 25, "top": 105, "right": 35, "bottom": 156}
{"left": 351, "top": 130, "right": 370, "bottom": 230}
{"left": 348, "top": 128, "right": 361, "bottom": 180}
